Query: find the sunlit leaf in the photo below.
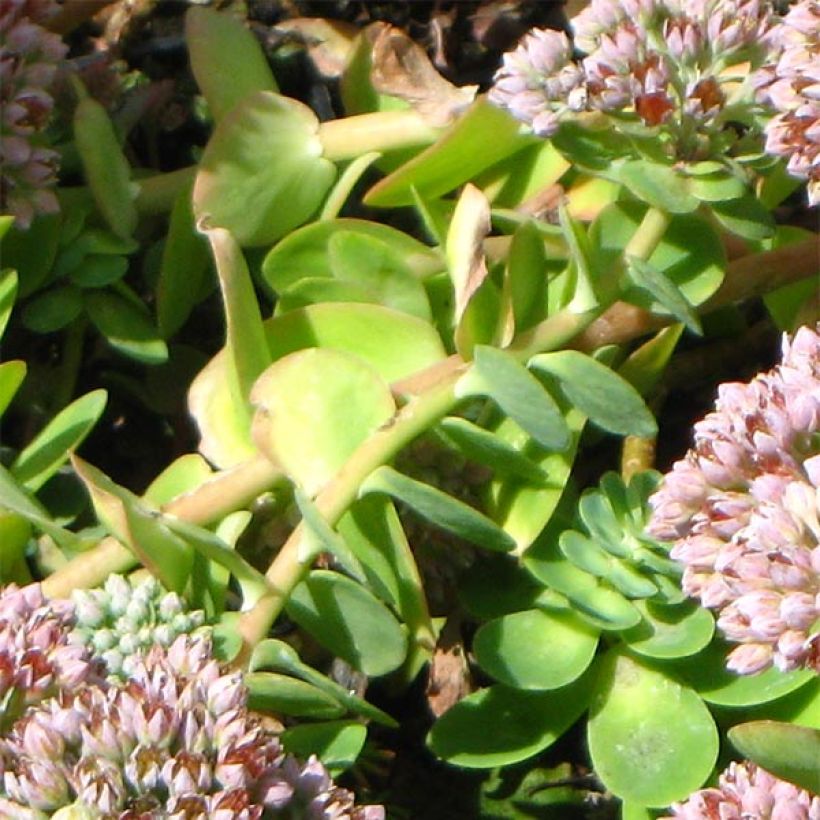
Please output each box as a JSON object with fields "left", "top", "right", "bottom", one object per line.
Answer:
{"left": 282, "top": 721, "right": 367, "bottom": 773}
{"left": 194, "top": 91, "right": 336, "bottom": 246}
{"left": 588, "top": 649, "right": 718, "bottom": 806}
{"left": 251, "top": 348, "right": 395, "bottom": 496}
{"left": 11, "top": 390, "right": 107, "bottom": 492}
{"left": 246, "top": 672, "right": 345, "bottom": 719}
{"left": 85, "top": 291, "right": 168, "bottom": 364}
{"left": 0, "top": 361, "right": 25, "bottom": 419}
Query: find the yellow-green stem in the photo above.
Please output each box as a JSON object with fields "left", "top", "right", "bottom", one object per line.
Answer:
{"left": 319, "top": 110, "right": 442, "bottom": 162}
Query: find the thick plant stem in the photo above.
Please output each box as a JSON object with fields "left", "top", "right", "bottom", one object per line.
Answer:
{"left": 319, "top": 111, "right": 442, "bottom": 162}
{"left": 237, "top": 374, "right": 465, "bottom": 652}
{"left": 42, "top": 455, "right": 283, "bottom": 599}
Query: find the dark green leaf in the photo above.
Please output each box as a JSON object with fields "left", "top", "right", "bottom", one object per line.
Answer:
{"left": 626, "top": 256, "right": 702, "bottom": 334}
{"left": 246, "top": 672, "right": 345, "bottom": 719}
{"left": 22, "top": 287, "right": 83, "bottom": 334}
{"left": 474, "top": 608, "right": 598, "bottom": 690}
{"left": 427, "top": 666, "right": 596, "bottom": 767}
{"left": 286, "top": 570, "right": 408, "bottom": 677}
{"left": 11, "top": 389, "right": 107, "bottom": 491}
{"left": 361, "top": 466, "right": 515, "bottom": 553}
{"left": 282, "top": 721, "right": 367, "bottom": 772}
{"left": 85, "top": 291, "right": 168, "bottom": 364}
{"left": 711, "top": 193, "right": 776, "bottom": 240}
{"left": 1, "top": 214, "right": 60, "bottom": 298}
{"left": 68, "top": 255, "right": 128, "bottom": 288}
{"left": 438, "top": 417, "right": 547, "bottom": 483}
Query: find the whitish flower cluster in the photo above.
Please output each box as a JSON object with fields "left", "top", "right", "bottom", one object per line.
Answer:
{"left": 665, "top": 760, "right": 820, "bottom": 819}
{"left": 648, "top": 325, "right": 820, "bottom": 676}
{"left": 0, "top": 584, "right": 100, "bottom": 731}
{"left": 754, "top": 1, "right": 820, "bottom": 206}
{"left": 490, "top": 0, "right": 776, "bottom": 157}
{"left": 0, "top": 0, "right": 66, "bottom": 228}
{"left": 70, "top": 574, "right": 208, "bottom": 679}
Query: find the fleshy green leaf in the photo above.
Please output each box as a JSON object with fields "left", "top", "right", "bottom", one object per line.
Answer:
{"left": 157, "top": 180, "right": 211, "bottom": 338}
{"left": 618, "top": 160, "right": 698, "bottom": 213}
{"left": 438, "top": 417, "right": 547, "bottom": 483}
{"left": 504, "top": 221, "right": 549, "bottom": 333}
{"left": 686, "top": 170, "right": 748, "bottom": 203}
{"left": 281, "top": 721, "right": 367, "bottom": 773}
{"left": 591, "top": 203, "right": 725, "bottom": 308}
{"left": 672, "top": 640, "right": 814, "bottom": 706}
{"left": 194, "top": 91, "right": 336, "bottom": 246}
{"left": 85, "top": 291, "right": 168, "bottom": 364}
{"left": 2, "top": 215, "right": 61, "bottom": 299}
{"left": 246, "top": 672, "right": 345, "bottom": 719}
{"left": 250, "top": 639, "right": 398, "bottom": 727}
{"left": 11, "top": 390, "right": 107, "bottom": 492}
{"left": 728, "top": 721, "right": 820, "bottom": 794}
{"left": 286, "top": 570, "right": 408, "bottom": 676}
{"left": 262, "top": 218, "right": 442, "bottom": 291}
{"left": 587, "top": 649, "right": 718, "bottom": 806}
{"left": 0, "top": 269, "right": 16, "bottom": 340}
{"left": 71, "top": 456, "right": 193, "bottom": 593}
{"left": 364, "top": 98, "right": 535, "bottom": 207}
{"left": 529, "top": 350, "right": 657, "bottom": 437}
{"left": 474, "top": 608, "right": 598, "bottom": 690}
{"left": 143, "top": 454, "right": 212, "bottom": 506}
{"left": 360, "top": 465, "right": 515, "bottom": 553}
{"left": 68, "top": 255, "right": 128, "bottom": 288}
{"left": 22, "top": 286, "right": 84, "bottom": 334}
{"left": 625, "top": 256, "right": 702, "bottom": 334}
{"left": 185, "top": 6, "right": 278, "bottom": 122}
{"left": 617, "top": 324, "right": 684, "bottom": 397}
{"left": 487, "top": 408, "right": 585, "bottom": 553}
{"left": 459, "top": 555, "right": 551, "bottom": 620}
{"left": 711, "top": 193, "right": 776, "bottom": 240}
{"left": 427, "top": 666, "right": 596, "bottom": 768}
{"left": 623, "top": 599, "right": 715, "bottom": 660}
{"left": 73, "top": 91, "right": 137, "bottom": 239}
{"left": 458, "top": 346, "right": 569, "bottom": 451}
{"left": 0, "top": 361, "right": 25, "bottom": 419}
{"left": 251, "top": 348, "right": 395, "bottom": 496}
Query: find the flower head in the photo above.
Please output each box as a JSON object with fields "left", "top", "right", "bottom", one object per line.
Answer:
{"left": 753, "top": 0, "right": 820, "bottom": 205}
{"left": 70, "top": 574, "right": 208, "bottom": 679}
{"left": 648, "top": 324, "right": 820, "bottom": 675}
{"left": 664, "top": 760, "right": 820, "bottom": 819}
{"left": 0, "top": 583, "right": 99, "bottom": 731}
{"left": 489, "top": 0, "right": 777, "bottom": 159}
{"left": 0, "top": 635, "right": 384, "bottom": 819}
{"left": 0, "top": 0, "right": 66, "bottom": 228}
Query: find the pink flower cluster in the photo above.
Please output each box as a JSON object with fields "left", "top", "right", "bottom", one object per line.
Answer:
{"left": 0, "top": 584, "right": 384, "bottom": 818}
{"left": 754, "top": 1, "right": 820, "bottom": 206}
{"left": 665, "top": 760, "right": 820, "bottom": 819}
{"left": 0, "top": 0, "right": 65, "bottom": 228}
{"left": 489, "top": 0, "right": 775, "bottom": 148}
{"left": 648, "top": 325, "right": 820, "bottom": 675}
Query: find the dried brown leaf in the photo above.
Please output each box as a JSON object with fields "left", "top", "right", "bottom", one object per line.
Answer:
{"left": 272, "top": 17, "right": 360, "bottom": 78}
{"left": 370, "top": 24, "right": 477, "bottom": 127}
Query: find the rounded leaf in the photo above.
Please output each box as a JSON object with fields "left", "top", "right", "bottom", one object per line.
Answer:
{"left": 623, "top": 600, "right": 714, "bottom": 660}
{"left": 194, "top": 91, "right": 336, "bottom": 246}
{"left": 474, "top": 608, "right": 598, "bottom": 690}
{"left": 428, "top": 670, "right": 595, "bottom": 768}
{"left": 251, "top": 348, "right": 395, "bottom": 496}
{"left": 286, "top": 570, "right": 408, "bottom": 676}
{"left": 588, "top": 649, "right": 718, "bottom": 806}
{"left": 281, "top": 721, "right": 367, "bottom": 772}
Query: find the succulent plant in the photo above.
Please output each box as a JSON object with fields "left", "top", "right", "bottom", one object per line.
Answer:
{"left": 0, "top": 635, "right": 385, "bottom": 819}
{"left": 0, "top": 583, "right": 100, "bottom": 732}
{"left": 541, "top": 470, "right": 685, "bottom": 630}
{"left": 70, "top": 574, "right": 208, "bottom": 679}
{"left": 648, "top": 324, "right": 820, "bottom": 675}
{"left": 0, "top": 0, "right": 66, "bottom": 228}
